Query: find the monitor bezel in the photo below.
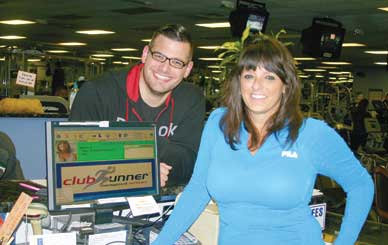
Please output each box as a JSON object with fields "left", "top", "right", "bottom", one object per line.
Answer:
{"left": 46, "top": 121, "right": 160, "bottom": 211}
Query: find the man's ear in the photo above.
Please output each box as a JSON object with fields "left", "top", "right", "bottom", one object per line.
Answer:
{"left": 183, "top": 61, "right": 194, "bottom": 79}
{"left": 141, "top": 45, "right": 149, "bottom": 64}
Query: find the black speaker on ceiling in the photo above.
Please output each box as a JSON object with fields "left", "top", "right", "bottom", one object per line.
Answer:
{"left": 229, "top": 0, "right": 269, "bottom": 38}
{"left": 301, "top": 17, "right": 346, "bottom": 59}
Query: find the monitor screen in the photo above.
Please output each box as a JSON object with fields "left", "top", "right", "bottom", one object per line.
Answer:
{"left": 46, "top": 121, "right": 159, "bottom": 211}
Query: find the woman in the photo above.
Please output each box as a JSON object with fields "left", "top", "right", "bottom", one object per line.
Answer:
{"left": 153, "top": 37, "right": 373, "bottom": 245}
{"left": 56, "top": 140, "right": 77, "bottom": 162}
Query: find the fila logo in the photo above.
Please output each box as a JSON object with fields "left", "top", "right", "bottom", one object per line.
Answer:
{"left": 281, "top": 150, "right": 298, "bottom": 159}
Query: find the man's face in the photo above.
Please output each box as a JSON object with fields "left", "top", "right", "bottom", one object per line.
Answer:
{"left": 140, "top": 35, "right": 193, "bottom": 100}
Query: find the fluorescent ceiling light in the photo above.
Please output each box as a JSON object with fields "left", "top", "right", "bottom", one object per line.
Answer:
{"left": 91, "top": 54, "right": 114, "bottom": 57}
{"left": 374, "top": 62, "right": 387, "bottom": 65}
{"left": 294, "top": 57, "right": 316, "bottom": 61}
{"left": 0, "top": 19, "right": 35, "bottom": 25}
{"left": 141, "top": 39, "right": 151, "bottom": 42}
{"left": 378, "top": 7, "right": 388, "bottom": 11}
{"left": 46, "top": 50, "right": 69, "bottom": 53}
{"left": 0, "top": 35, "right": 26, "bottom": 40}
{"left": 329, "top": 71, "right": 351, "bottom": 75}
{"left": 299, "top": 75, "right": 309, "bottom": 78}
{"left": 364, "top": 50, "right": 388, "bottom": 55}
{"left": 198, "top": 57, "right": 223, "bottom": 61}
{"left": 76, "top": 30, "right": 115, "bottom": 35}
{"left": 91, "top": 57, "right": 106, "bottom": 61}
{"left": 122, "top": 56, "right": 141, "bottom": 60}
{"left": 112, "top": 61, "right": 122, "bottom": 64}
{"left": 27, "top": 59, "right": 40, "bottom": 62}
{"left": 58, "top": 42, "right": 86, "bottom": 46}
{"left": 316, "top": 66, "right": 338, "bottom": 69}
{"left": 342, "top": 43, "right": 366, "bottom": 47}
{"left": 321, "top": 61, "right": 351, "bottom": 65}
{"left": 198, "top": 46, "right": 222, "bottom": 50}
{"left": 195, "top": 22, "right": 230, "bottom": 28}
{"left": 303, "top": 69, "right": 326, "bottom": 72}
{"left": 111, "top": 48, "right": 137, "bottom": 51}
{"left": 208, "top": 65, "right": 225, "bottom": 69}
{"left": 0, "top": 57, "right": 5, "bottom": 61}
{"left": 211, "top": 70, "right": 222, "bottom": 73}
{"left": 315, "top": 75, "right": 324, "bottom": 78}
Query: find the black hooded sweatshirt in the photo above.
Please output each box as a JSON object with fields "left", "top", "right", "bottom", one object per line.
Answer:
{"left": 70, "top": 64, "right": 206, "bottom": 187}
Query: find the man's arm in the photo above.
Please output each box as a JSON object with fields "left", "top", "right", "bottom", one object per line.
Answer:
{"left": 159, "top": 94, "right": 206, "bottom": 186}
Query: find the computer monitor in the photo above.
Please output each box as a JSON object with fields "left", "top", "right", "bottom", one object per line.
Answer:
{"left": 46, "top": 121, "right": 159, "bottom": 211}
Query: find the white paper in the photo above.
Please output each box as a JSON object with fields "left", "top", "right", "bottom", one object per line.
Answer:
{"left": 88, "top": 230, "right": 127, "bottom": 245}
{"left": 29, "top": 232, "right": 76, "bottom": 245}
{"left": 97, "top": 197, "right": 127, "bottom": 204}
{"left": 16, "top": 70, "right": 36, "bottom": 88}
{"left": 127, "top": 195, "right": 161, "bottom": 217}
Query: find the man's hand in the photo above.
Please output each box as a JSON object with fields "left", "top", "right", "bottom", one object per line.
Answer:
{"left": 160, "top": 162, "right": 172, "bottom": 187}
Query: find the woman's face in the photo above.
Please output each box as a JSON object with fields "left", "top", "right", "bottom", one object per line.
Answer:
{"left": 240, "top": 66, "right": 285, "bottom": 123}
{"left": 58, "top": 142, "right": 69, "bottom": 151}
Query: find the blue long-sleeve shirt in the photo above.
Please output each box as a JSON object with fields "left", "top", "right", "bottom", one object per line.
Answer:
{"left": 153, "top": 108, "right": 374, "bottom": 245}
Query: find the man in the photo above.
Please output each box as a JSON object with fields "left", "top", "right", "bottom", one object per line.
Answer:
{"left": 70, "top": 24, "right": 206, "bottom": 188}
{"left": 0, "top": 131, "right": 24, "bottom": 180}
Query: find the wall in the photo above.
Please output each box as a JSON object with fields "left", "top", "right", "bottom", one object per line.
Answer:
{"left": 352, "top": 66, "right": 388, "bottom": 100}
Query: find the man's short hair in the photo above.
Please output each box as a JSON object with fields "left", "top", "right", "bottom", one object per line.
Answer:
{"left": 150, "top": 24, "right": 193, "bottom": 58}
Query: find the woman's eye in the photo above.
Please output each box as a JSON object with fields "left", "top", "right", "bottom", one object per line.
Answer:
{"left": 243, "top": 74, "right": 254, "bottom": 79}
{"left": 265, "top": 75, "right": 276, "bottom": 80}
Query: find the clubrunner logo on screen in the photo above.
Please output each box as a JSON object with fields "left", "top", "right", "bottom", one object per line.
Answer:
{"left": 62, "top": 166, "right": 150, "bottom": 189}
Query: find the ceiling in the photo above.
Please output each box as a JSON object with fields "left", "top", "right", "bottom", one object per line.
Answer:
{"left": 0, "top": 0, "right": 387, "bottom": 74}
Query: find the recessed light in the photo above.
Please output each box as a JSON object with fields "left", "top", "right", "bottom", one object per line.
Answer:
{"left": 198, "top": 58, "right": 223, "bottom": 61}
{"left": 195, "top": 22, "right": 230, "bottom": 28}
{"left": 46, "top": 50, "right": 69, "bottom": 53}
{"left": 0, "top": 35, "right": 26, "bottom": 40}
{"left": 303, "top": 69, "right": 326, "bottom": 72}
{"left": 294, "top": 57, "right": 316, "bottom": 61}
{"left": 57, "top": 42, "right": 87, "bottom": 46}
{"left": 364, "top": 51, "right": 388, "bottom": 55}
{"left": 208, "top": 65, "right": 225, "bottom": 69}
{"left": 198, "top": 46, "right": 222, "bottom": 50}
{"left": 122, "top": 56, "right": 141, "bottom": 60}
{"left": 342, "top": 43, "right": 366, "bottom": 47}
{"left": 76, "top": 30, "right": 115, "bottom": 35}
{"left": 321, "top": 62, "right": 351, "bottom": 65}
{"left": 91, "top": 57, "right": 106, "bottom": 61}
{"left": 91, "top": 54, "right": 114, "bottom": 57}
{"left": 0, "top": 19, "right": 35, "bottom": 25}
{"left": 111, "top": 48, "right": 137, "bottom": 51}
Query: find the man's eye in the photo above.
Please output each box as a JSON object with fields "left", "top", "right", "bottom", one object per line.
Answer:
{"left": 171, "top": 59, "right": 184, "bottom": 67}
{"left": 154, "top": 53, "right": 165, "bottom": 59}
